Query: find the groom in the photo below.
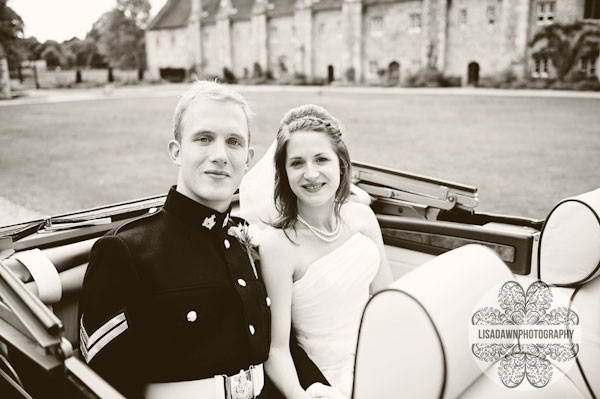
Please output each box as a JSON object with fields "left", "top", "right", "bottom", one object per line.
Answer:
{"left": 79, "top": 81, "right": 332, "bottom": 398}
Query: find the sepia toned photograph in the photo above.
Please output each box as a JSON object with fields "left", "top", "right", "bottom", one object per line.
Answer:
{"left": 0, "top": 0, "right": 599, "bottom": 398}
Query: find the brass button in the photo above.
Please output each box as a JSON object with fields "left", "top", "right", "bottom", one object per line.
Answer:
{"left": 249, "top": 324, "right": 255, "bottom": 335}
{"left": 238, "top": 278, "right": 247, "bottom": 287}
{"left": 186, "top": 311, "right": 197, "bottom": 322}
{"left": 266, "top": 297, "right": 271, "bottom": 306}
{"left": 224, "top": 239, "right": 231, "bottom": 249}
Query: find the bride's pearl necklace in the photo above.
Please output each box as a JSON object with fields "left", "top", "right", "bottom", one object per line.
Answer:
{"left": 297, "top": 214, "right": 342, "bottom": 243}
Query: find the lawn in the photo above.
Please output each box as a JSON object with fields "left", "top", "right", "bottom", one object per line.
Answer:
{"left": 1, "top": 86, "right": 599, "bottom": 225}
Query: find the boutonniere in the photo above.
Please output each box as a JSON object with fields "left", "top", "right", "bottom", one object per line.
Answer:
{"left": 228, "top": 222, "right": 259, "bottom": 279}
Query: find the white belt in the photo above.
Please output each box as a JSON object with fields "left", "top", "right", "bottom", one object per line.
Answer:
{"left": 145, "top": 364, "right": 264, "bottom": 399}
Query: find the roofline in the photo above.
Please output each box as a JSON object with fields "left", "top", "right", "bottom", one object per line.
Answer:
{"left": 147, "top": 0, "right": 185, "bottom": 30}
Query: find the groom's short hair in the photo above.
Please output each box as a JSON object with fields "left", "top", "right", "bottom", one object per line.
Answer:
{"left": 172, "top": 80, "right": 254, "bottom": 143}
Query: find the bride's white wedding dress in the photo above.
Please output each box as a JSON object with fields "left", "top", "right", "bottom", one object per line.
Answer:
{"left": 292, "top": 232, "right": 380, "bottom": 396}
{"left": 239, "top": 141, "right": 380, "bottom": 395}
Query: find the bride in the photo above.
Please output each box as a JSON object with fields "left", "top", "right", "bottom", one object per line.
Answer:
{"left": 257, "top": 105, "right": 393, "bottom": 398}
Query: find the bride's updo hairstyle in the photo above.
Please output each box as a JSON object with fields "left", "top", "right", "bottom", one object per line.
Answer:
{"left": 271, "top": 104, "right": 352, "bottom": 235}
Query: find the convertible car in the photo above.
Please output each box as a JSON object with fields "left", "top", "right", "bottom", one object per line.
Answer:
{"left": 0, "top": 161, "right": 598, "bottom": 398}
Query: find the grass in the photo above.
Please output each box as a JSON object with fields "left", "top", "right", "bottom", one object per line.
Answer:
{"left": 1, "top": 86, "right": 599, "bottom": 225}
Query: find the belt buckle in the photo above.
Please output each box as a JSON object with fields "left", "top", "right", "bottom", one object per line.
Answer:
{"left": 225, "top": 367, "right": 254, "bottom": 399}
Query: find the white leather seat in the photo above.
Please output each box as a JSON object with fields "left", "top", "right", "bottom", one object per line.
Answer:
{"left": 354, "top": 188, "right": 600, "bottom": 398}
{"left": 5, "top": 238, "right": 97, "bottom": 344}
{"left": 537, "top": 188, "right": 600, "bottom": 399}
{"left": 354, "top": 244, "right": 514, "bottom": 398}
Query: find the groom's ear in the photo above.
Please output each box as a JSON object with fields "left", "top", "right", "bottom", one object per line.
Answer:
{"left": 245, "top": 147, "right": 255, "bottom": 170}
{"left": 168, "top": 139, "right": 182, "bottom": 166}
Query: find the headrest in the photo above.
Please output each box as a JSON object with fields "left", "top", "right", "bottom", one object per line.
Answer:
{"left": 539, "top": 188, "right": 600, "bottom": 286}
{"left": 11, "top": 249, "right": 62, "bottom": 303}
{"left": 353, "top": 245, "right": 514, "bottom": 399}
{"left": 6, "top": 238, "right": 97, "bottom": 304}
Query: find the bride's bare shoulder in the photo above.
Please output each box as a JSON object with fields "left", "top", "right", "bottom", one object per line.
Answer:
{"left": 260, "top": 225, "right": 287, "bottom": 244}
{"left": 341, "top": 202, "right": 377, "bottom": 230}
{"left": 258, "top": 226, "right": 297, "bottom": 261}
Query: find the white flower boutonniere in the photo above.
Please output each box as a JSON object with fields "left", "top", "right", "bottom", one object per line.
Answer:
{"left": 228, "top": 222, "right": 259, "bottom": 279}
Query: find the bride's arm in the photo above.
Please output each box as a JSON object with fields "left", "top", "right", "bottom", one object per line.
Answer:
{"left": 260, "top": 233, "right": 311, "bottom": 399}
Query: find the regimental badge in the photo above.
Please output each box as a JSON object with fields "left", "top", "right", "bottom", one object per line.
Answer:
{"left": 202, "top": 214, "right": 216, "bottom": 230}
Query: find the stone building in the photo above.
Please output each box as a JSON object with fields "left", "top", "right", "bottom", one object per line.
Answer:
{"left": 145, "top": 0, "right": 600, "bottom": 84}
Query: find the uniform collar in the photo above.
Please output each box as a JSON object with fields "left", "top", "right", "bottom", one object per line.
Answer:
{"left": 163, "top": 186, "right": 232, "bottom": 232}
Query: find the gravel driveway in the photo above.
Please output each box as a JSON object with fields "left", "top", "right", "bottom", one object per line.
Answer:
{"left": 0, "top": 196, "right": 44, "bottom": 226}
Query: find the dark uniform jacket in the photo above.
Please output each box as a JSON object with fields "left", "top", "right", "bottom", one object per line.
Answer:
{"left": 78, "top": 187, "right": 327, "bottom": 398}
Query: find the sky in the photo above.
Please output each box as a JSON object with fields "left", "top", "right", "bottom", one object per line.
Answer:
{"left": 9, "top": 0, "right": 169, "bottom": 42}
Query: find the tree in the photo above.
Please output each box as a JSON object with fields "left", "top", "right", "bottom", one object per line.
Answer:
{"left": 530, "top": 21, "right": 600, "bottom": 81}
{"left": 62, "top": 37, "right": 82, "bottom": 69}
{"left": 118, "top": 0, "right": 150, "bottom": 80}
{"left": 0, "top": 0, "right": 24, "bottom": 70}
{"left": 80, "top": 37, "right": 104, "bottom": 68}
{"left": 89, "top": 11, "right": 116, "bottom": 82}
{"left": 84, "top": 18, "right": 107, "bottom": 69}
{"left": 95, "top": 0, "right": 150, "bottom": 81}
{"left": 19, "top": 36, "right": 43, "bottom": 61}
{"left": 96, "top": 10, "right": 134, "bottom": 71}
{"left": 40, "top": 40, "right": 64, "bottom": 69}
{"left": 117, "top": 0, "right": 151, "bottom": 29}
{"left": 62, "top": 37, "right": 87, "bottom": 82}
{"left": 19, "top": 36, "right": 42, "bottom": 87}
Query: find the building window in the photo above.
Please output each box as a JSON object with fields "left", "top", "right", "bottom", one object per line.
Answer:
{"left": 269, "top": 26, "right": 278, "bottom": 41}
{"left": 533, "top": 57, "right": 550, "bottom": 78}
{"left": 369, "top": 61, "right": 378, "bottom": 73}
{"left": 459, "top": 8, "right": 467, "bottom": 29}
{"left": 319, "top": 22, "right": 325, "bottom": 37}
{"left": 579, "top": 56, "right": 597, "bottom": 76}
{"left": 171, "top": 34, "right": 176, "bottom": 45}
{"left": 369, "top": 61, "right": 378, "bottom": 77}
{"left": 487, "top": 6, "right": 496, "bottom": 24}
{"left": 409, "top": 13, "right": 422, "bottom": 33}
{"left": 411, "top": 59, "right": 421, "bottom": 71}
{"left": 369, "top": 16, "right": 383, "bottom": 37}
{"left": 156, "top": 37, "right": 160, "bottom": 47}
{"left": 584, "top": 0, "right": 600, "bottom": 19}
{"left": 536, "top": 2, "right": 555, "bottom": 25}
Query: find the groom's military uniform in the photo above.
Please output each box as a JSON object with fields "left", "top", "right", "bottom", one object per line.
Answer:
{"left": 79, "top": 187, "right": 329, "bottom": 398}
{"left": 79, "top": 187, "right": 271, "bottom": 398}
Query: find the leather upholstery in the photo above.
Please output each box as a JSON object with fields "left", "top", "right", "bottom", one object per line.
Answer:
{"left": 354, "top": 245, "right": 513, "bottom": 398}
{"left": 355, "top": 188, "right": 600, "bottom": 399}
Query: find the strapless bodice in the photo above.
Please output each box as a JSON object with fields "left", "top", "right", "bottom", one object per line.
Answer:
{"left": 292, "top": 232, "right": 380, "bottom": 396}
